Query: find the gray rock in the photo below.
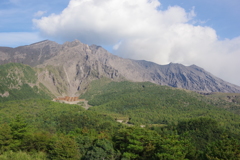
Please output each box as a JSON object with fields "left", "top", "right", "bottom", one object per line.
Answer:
{"left": 1, "top": 39, "right": 240, "bottom": 95}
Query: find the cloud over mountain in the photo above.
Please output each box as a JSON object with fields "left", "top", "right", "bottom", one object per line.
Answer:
{"left": 33, "top": 0, "right": 240, "bottom": 86}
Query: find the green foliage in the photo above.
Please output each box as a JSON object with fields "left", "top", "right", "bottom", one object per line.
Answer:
{"left": 49, "top": 134, "right": 80, "bottom": 160}
{"left": 177, "top": 117, "right": 219, "bottom": 134}
{"left": 80, "top": 79, "right": 240, "bottom": 159}
{"left": 0, "top": 123, "right": 12, "bottom": 153}
{"left": 0, "top": 151, "right": 47, "bottom": 160}
{"left": 0, "top": 84, "right": 51, "bottom": 102}
{"left": 82, "top": 79, "right": 240, "bottom": 134}
{"left": 205, "top": 92, "right": 240, "bottom": 115}
{"left": 56, "top": 110, "right": 120, "bottom": 134}
{"left": 153, "top": 118, "right": 240, "bottom": 159}
{"left": 114, "top": 127, "right": 159, "bottom": 159}
{"left": 0, "top": 99, "right": 121, "bottom": 159}
{"left": 9, "top": 115, "right": 29, "bottom": 151}
{"left": 21, "top": 132, "right": 54, "bottom": 153}
{"left": 176, "top": 117, "right": 224, "bottom": 151}
{"left": 75, "top": 135, "right": 94, "bottom": 158}
{"left": 206, "top": 135, "right": 240, "bottom": 160}
{"left": 83, "top": 139, "right": 116, "bottom": 160}
{"left": 0, "top": 76, "right": 240, "bottom": 159}
{"left": 0, "top": 98, "right": 239, "bottom": 159}
{"left": 0, "top": 63, "right": 52, "bottom": 102}
{"left": 0, "top": 63, "right": 37, "bottom": 85}
{"left": 0, "top": 99, "right": 85, "bottom": 132}
{"left": 155, "top": 135, "right": 192, "bottom": 160}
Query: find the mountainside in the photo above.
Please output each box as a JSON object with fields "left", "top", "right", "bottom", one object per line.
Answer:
{"left": 0, "top": 63, "right": 53, "bottom": 102}
{"left": 1, "top": 39, "right": 240, "bottom": 96}
{"left": 1, "top": 41, "right": 240, "bottom": 159}
{"left": 80, "top": 79, "right": 240, "bottom": 132}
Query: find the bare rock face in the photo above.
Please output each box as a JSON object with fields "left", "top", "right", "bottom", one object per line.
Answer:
{"left": 0, "top": 40, "right": 60, "bottom": 66}
{"left": 36, "top": 40, "right": 121, "bottom": 96}
{"left": 122, "top": 61, "right": 240, "bottom": 93}
{"left": 1, "top": 39, "right": 240, "bottom": 96}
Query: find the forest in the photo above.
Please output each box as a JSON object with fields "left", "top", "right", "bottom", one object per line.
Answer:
{"left": 1, "top": 66, "right": 240, "bottom": 159}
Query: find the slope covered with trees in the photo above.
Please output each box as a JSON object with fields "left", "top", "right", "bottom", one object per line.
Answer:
{"left": 81, "top": 79, "right": 240, "bottom": 134}
{"left": 0, "top": 68, "right": 240, "bottom": 159}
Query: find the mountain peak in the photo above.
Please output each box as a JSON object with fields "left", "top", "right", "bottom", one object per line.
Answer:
{"left": 62, "top": 39, "right": 84, "bottom": 48}
{"left": 1, "top": 40, "right": 240, "bottom": 95}
{"left": 28, "top": 40, "right": 58, "bottom": 47}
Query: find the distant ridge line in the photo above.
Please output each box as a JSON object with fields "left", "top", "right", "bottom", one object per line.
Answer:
{"left": 30, "top": 40, "right": 49, "bottom": 45}
{"left": 1, "top": 39, "right": 240, "bottom": 94}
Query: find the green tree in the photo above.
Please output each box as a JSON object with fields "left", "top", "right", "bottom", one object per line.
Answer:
{"left": 155, "top": 135, "right": 193, "bottom": 160}
{"left": 83, "top": 139, "right": 117, "bottom": 160}
{"left": 75, "top": 135, "right": 94, "bottom": 158}
{"left": 0, "top": 150, "right": 47, "bottom": 160}
{"left": 21, "top": 132, "right": 53, "bottom": 153}
{"left": 206, "top": 134, "right": 240, "bottom": 160}
{"left": 177, "top": 118, "right": 224, "bottom": 152}
{"left": 49, "top": 134, "right": 79, "bottom": 160}
{"left": 9, "top": 115, "right": 28, "bottom": 151}
{"left": 114, "top": 127, "right": 158, "bottom": 160}
{"left": 0, "top": 123, "right": 12, "bottom": 153}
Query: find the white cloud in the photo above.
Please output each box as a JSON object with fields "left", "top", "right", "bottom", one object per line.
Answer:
{"left": 0, "top": 32, "right": 43, "bottom": 47}
{"left": 34, "top": 10, "right": 47, "bottom": 17}
{"left": 113, "top": 41, "right": 122, "bottom": 50}
{"left": 33, "top": 0, "right": 240, "bottom": 86}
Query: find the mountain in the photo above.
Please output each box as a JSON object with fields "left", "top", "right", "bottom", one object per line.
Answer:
{"left": 1, "top": 39, "right": 240, "bottom": 96}
{"left": 1, "top": 41, "right": 240, "bottom": 160}
{"left": 0, "top": 63, "right": 52, "bottom": 102}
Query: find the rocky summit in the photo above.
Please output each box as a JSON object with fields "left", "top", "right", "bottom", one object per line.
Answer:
{"left": 1, "top": 39, "right": 240, "bottom": 96}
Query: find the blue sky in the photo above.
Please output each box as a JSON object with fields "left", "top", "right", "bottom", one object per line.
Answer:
{"left": 160, "top": 0, "right": 240, "bottom": 39}
{"left": 0, "top": 1, "right": 67, "bottom": 31}
{"left": 0, "top": 0, "right": 69, "bottom": 46}
{"left": 0, "top": 0, "right": 240, "bottom": 86}
{"left": 1, "top": 0, "right": 239, "bottom": 46}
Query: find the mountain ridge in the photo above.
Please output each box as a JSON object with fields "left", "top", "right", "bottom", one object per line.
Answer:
{"left": 1, "top": 39, "right": 240, "bottom": 96}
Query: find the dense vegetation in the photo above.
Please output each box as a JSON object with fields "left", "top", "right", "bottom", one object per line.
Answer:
{"left": 0, "top": 99, "right": 239, "bottom": 159}
{"left": 81, "top": 79, "right": 240, "bottom": 134}
{"left": 205, "top": 92, "right": 240, "bottom": 115}
{"left": 1, "top": 65, "right": 240, "bottom": 159}
{"left": 0, "top": 99, "right": 123, "bottom": 159}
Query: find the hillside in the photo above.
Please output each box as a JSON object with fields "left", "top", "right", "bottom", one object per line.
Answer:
{"left": 0, "top": 63, "right": 53, "bottom": 102}
{"left": 205, "top": 92, "right": 240, "bottom": 114}
{"left": 81, "top": 79, "right": 240, "bottom": 133}
{"left": 0, "top": 99, "right": 118, "bottom": 133}
{"left": 1, "top": 40, "right": 240, "bottom": 96}
{"left": 0, "top": 64, "right": 240, "bottom": 159}
{"left": 1, "top": 40, "right": 240, "bottom": 159}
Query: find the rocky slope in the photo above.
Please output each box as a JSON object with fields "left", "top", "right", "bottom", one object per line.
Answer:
{"left": 0, "top": 63, "right": 53, "bottom": 101}
{"left": 1, "top": 39, "right": 240, "bottom": 96}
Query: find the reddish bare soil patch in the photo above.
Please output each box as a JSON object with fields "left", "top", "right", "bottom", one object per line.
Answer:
{"left": 54, "top": 96, "right": 85, "bottom": 102}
